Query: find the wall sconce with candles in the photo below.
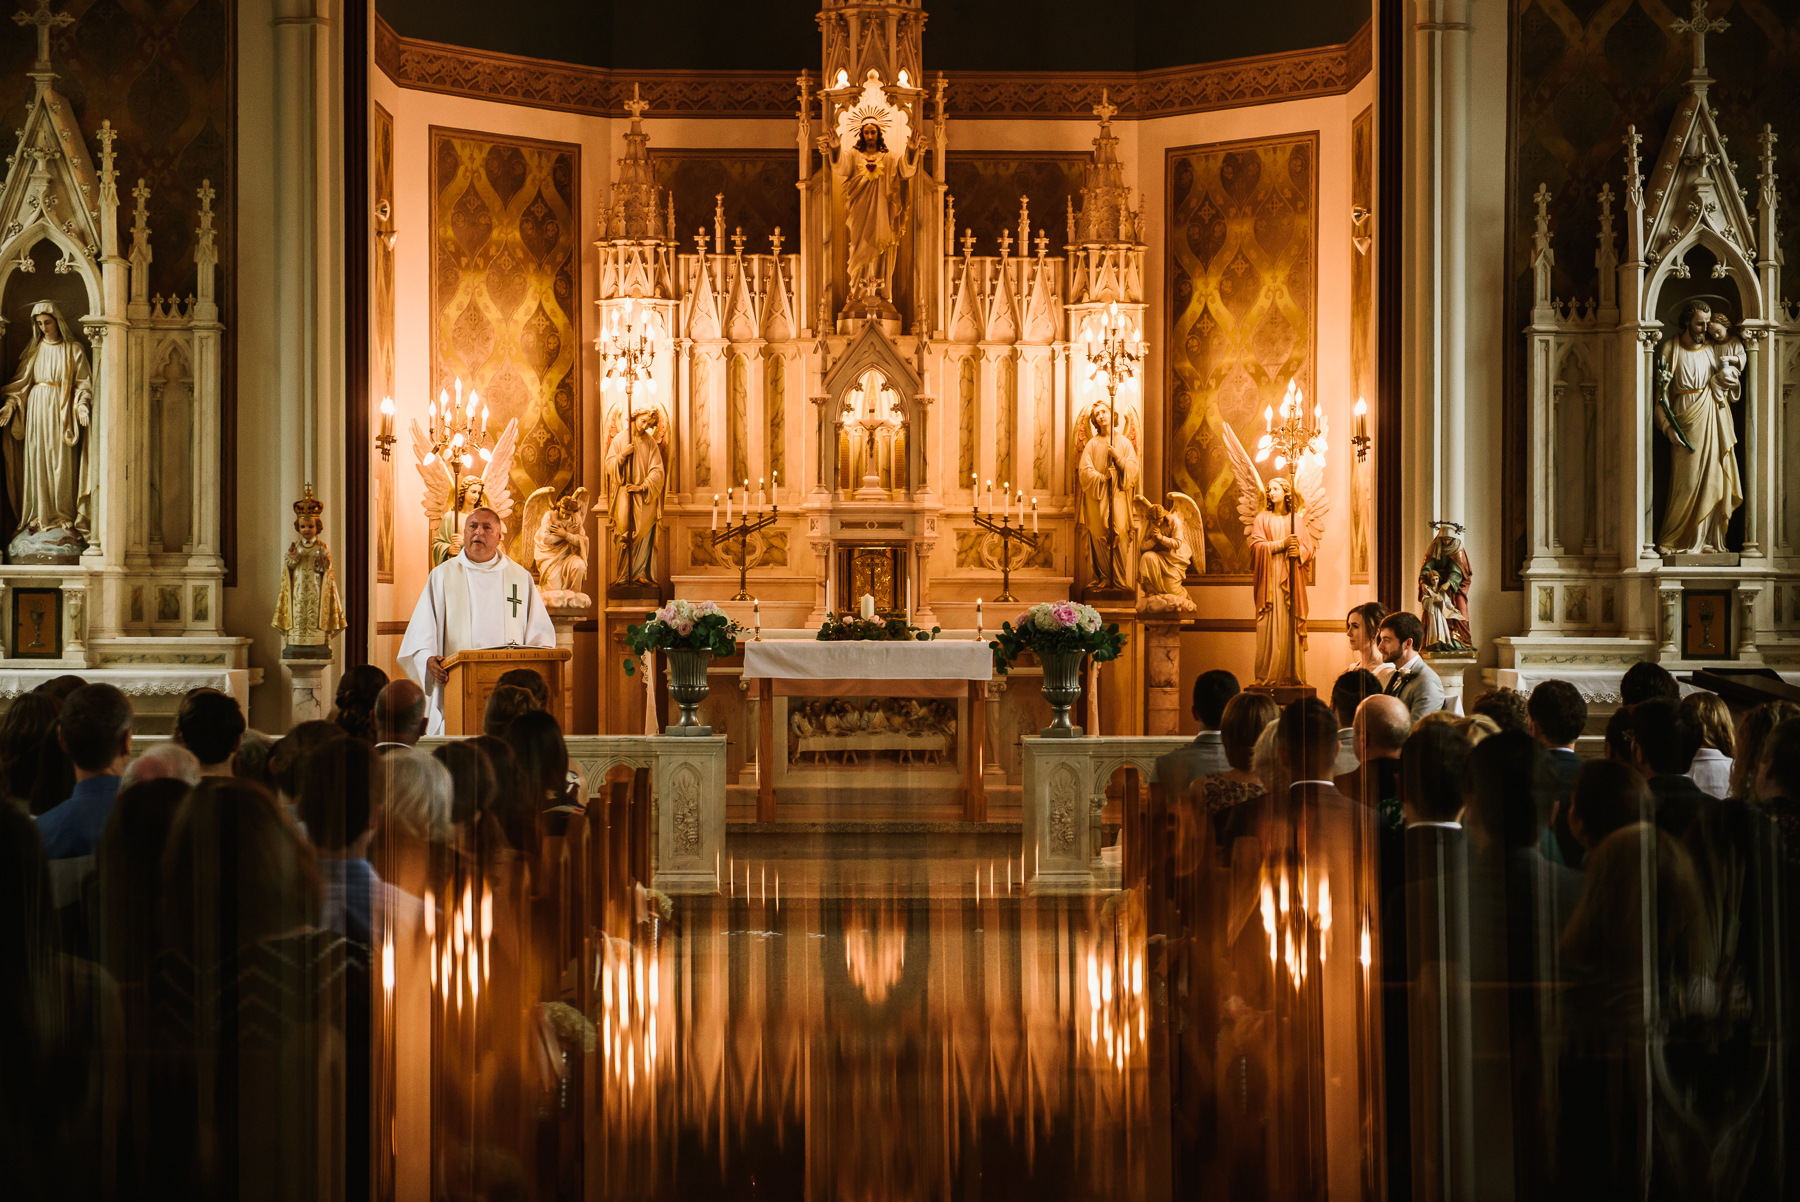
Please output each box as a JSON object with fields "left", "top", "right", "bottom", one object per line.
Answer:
{"left": 376, "top": 396, "right": 396, "bottom": 461}
{"left": 1351, "top": 397, "right": 1370, "bottom": 463}
{"left": 375, "top": 199, "right": 397, "bottom": 252}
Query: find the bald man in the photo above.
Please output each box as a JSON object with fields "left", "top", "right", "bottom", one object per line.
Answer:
{"left": 374, "top": 678, "right": 429, "bottom": 748}
{"left": 397, "top": 505, "right": 554, "bottom": 734}
{"left": 1335, "top": 693, "right": 1411, "bottom": 812}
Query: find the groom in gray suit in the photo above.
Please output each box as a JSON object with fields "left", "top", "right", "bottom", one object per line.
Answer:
{"left": 1377, "top": 611, "right": 1444, "bottom": 720}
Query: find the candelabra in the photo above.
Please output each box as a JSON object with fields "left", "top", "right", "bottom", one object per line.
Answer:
{"left": 596, "top": 296, "right": 666, "bottom": 581}
{"left": 711, "top": 477, "right": 779, "bottom": 601}
{"left": 1081, "top": 302, "right": 1144, "bottom": 574}
{"left": 422, "top": 378, "right": 493, "bottom": 472}
{"left": 972, "top": 485, "right": 1038, "bottom": 604}
{"left": 1254, "top": 380, "right": 1326, "bottom": 470}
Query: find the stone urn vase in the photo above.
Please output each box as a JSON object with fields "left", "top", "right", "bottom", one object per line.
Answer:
{"left": 1038, "top": 648, "right": 1087, "bottom": 738}
{"left": 664, "top": 646, "right": 714, "bottom": 736}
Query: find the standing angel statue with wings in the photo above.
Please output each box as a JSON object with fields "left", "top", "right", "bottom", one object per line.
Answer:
{"left": 411, "top": 416, "right": 521, "bottom": 568}
{"left": 1220, "top": 412, "right": 1329, "bottom": 687}
{"left": 1133, "top": 492, "right": 1204, "bottom": 614}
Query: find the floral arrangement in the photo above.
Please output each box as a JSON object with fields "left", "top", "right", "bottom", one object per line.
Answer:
{"left": 622, "top": 598, "right": 741, "bottom": 674}
{"left": 816, "top": 612, "right": 939, "bottom": 642}
{"left": 989, "top": 600, "right": 1125, "bottom": 672}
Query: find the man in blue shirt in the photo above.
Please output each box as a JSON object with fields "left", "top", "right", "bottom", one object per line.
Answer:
{"left": 37, "top": 683, "right": 133, "bottom": 860}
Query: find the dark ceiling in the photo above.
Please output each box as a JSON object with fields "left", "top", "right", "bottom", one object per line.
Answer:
{"left": 375, "top": 0, "right": 1370, "bottom": 74}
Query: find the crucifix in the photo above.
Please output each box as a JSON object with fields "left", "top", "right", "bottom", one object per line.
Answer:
{"left": 507, "top": 583, "right": 523, "bottom": 618}
{"left": 13, "top": 0, "right": 73, "bottom": 66}
{"left": 1671, "top": 1, "right": 1729, "bottom": 78}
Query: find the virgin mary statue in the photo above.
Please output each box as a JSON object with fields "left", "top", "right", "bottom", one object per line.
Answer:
{"left": 0, "top": 301, "right": 93, "bottom": 557}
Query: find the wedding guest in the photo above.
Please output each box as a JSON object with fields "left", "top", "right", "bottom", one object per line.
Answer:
{"left": 173, "top": 688, "right": 245, "bottom": 776}
{"left": 1620, "top": 659, "right": 1681, "bottom": 707}
{"left": 1185, "top": 691, "right": 1277, "bottom": 847}
{"left": 1628, "top": 697, "right": 1710, "bottom": 838}
{"left": 1529, "top": 679, "right": 1588, "bottom": 865}
{"left": 374, "top": 679, "right": 429, "bottom": 750}
{"left": 119, "top": 742, "right": 200, "bottom": 791}
{"left": 496, "top": 667, "right": 550, "bottom": 711}
{"left": 1331, "top": 669, "right": 1384, "bottom": 775}
{"left": 1604, "top": 705, "right": 1636, "bottom": 762}
{"left": 1279, "top": 698, "right": 1346, "bottom": 803}
{"left": 483, "top": 684, "right": 538, "bottom": 739}
{"left": 1345, "top": 600, "right": 1393, "bottom": 685}
{"left": 32, "top": 674, "right": 87, "bottom": 701}
{"left": 234, "top": 729, "right": 277, "bottom": 792}
{"left": 1680, "top": 691, "right": 1734, "bottom": 799}
{"left": 1400, "top": 721, "right": 1474, "bottom": 828}
{"left": 1337, "top": 694, "right": 1410, "bottom": 814}
{"left": 0, "top": 691, "right": 59, "bottom": 813}
{"left": 373, "top": 749, "right": 452, "bottom": 901}
{"left": 1155, "top": 669, "right": 1240, "bottom": 803}
{"left": 297, "top": 738, "right": 417, "bottom": 948}
{"left": 37, "top": 684, "right": 132, "bottom": 862}
{"left": 329, "top": 663, "right": 389, "bottom": 743}
{"left": 26, "top": 720, "right": 75, "bottom": 818}
{"left": 1377, "top": 612, "right": 1444, "bottom": 720}
{"left": 1470, "top": 686, "right": 1530, "bottom": 735}
{"left": 1566, "top": 760, "right": 1650, "bottom": 855}
{"left": 1731, "top": 700, "right": 1800, "bottom": 801}
{"left": 505, "top": 710, "right": 582, "bottom": 836}
{"left": 268, "top": 719, "right": 349, "bottom": 806}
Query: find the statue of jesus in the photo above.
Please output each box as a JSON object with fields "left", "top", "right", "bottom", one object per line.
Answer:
{"left": 0, "top": 301, "right": 93, "bottom": 558}
{"left": 832, "top": 116, "right": 917, "bottom": 307}
{"left": 1655, "top": 299, "right": 1743, "bottom": 555}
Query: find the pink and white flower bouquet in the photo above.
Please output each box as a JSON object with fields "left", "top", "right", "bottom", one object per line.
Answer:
{"left": 989, "top": 599, "right": 1124, "bottom": 672}
{"left": 623, "top": 598, "right": 741, "bottom": 674}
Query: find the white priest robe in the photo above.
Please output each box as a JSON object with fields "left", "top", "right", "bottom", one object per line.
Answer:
{"left": 397, "top": 551, "right": 556, "bottom": 735}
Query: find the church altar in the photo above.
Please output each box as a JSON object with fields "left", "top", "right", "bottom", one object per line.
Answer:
{"left": 741, "top": 637, "right": 994, "bottom": 821}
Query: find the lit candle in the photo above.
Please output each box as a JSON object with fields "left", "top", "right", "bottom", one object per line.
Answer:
{"left": 976, "top": 597, "right": 983, "bottom": 635}
{"left": 758, "top": 476, "right": 766, "bottom": 512}
{"left": 906, "top": 578, "right": 913, "bottom": 626}
{"left": 860, "top": 593, "right": 875, "bottom": 621}
{"left": 1353, "top": 396, "right": 1368, "bottom": 442}
{"left": 712, "top": 493, "right": 719, "bottom": 531}
{"left": 726, "top": 487, "right": 733, "bottom": 524}
{"left": 1000, "top": 482, "right": 1008, "bottom": 520}
{"left": 986, "top": 478, "right": 993, "bottom": 510}
{"left": 379, "top": 396, "right": 394, "bottom": 442}
{"left": 1032, "top": 496, "right": 1039, "bottom": 532}
{"left": 754, "top": 598, "right": 761, "bottom": 635}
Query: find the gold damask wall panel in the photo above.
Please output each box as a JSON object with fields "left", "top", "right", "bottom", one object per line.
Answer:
{"left": 429, "top": 127, "right": 580, "bottom": 562}
{"left": 1166, "top": 133, "right": 1316, "bottom": 576}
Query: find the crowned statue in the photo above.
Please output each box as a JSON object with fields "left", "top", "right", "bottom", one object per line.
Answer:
{"left": 271, "top": 484, "right": 347, "bottom": 659}
{"left": 1, "top": 301, "right": 93, "bottom": 562}
{"left": 828, "top": 72, "right": 919, "bottom": 319}
{"left": 1654, "top": 298, "right": 1744, "bottom": 556}
{"left": 1221, "top": 400, "right": 1329, "bottom": 687}
{"left": 603, "top": 404, "right": 666, "bottom": 586}
{"left": 1418, "top": 522, "right": 1474, "bottom": 653}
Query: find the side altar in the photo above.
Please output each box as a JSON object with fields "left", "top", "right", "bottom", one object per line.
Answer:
{"left": 0, "top": 6, "right": 251, "bottom": 724}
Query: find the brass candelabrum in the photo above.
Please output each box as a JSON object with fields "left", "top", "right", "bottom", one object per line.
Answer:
{"left": 711, "top": 497, "right": 778, "bottom": 602}
{"left": 973, "top": 503, "right": 1038, "bottom": 604}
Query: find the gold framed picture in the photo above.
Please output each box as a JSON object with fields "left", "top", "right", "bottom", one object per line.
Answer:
{"left": 1681, "top": 589, "right": 1733, "bottom": 661}
{"left": 11, "top": 587, "right": 62, "bottom": 660}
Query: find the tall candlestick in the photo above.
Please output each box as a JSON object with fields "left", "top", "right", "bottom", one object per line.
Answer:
{"left": 906, "top": 578, "right": 913, "bottom": 627}
{"left": 726, "top": 488, "right": 733, "bottom": 524}
{"left": 753, "top": 599, "right": 761, "bottom": 638}
{"left": 976, "top": 598, "right": 983, "bottom": 637}
{"left": 712, "top": 494, "right": 719, "bottom": 531}
{"left": 758, "top": 476, "right": 765, "bottom": 512}
{"left": 1032, "top": 496, "right": 1039, "bottom": 532}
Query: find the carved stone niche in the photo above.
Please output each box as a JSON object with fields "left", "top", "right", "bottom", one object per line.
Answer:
{"left": 819, "top": 324, "right": 924, "bottom": 501}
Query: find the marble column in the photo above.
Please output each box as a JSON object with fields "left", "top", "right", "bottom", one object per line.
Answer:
{"left": 1405, "top": 0, "right": 1473, "bottom": 572}
{"left": 287, "top": 658, "right": 330, "bottom": 723}
{"left": 1140, "top": 617, "right": 1183, "bottom": 736}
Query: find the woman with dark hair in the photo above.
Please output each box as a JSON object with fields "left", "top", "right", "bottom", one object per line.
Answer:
{"left": 503, "top": 709, "right": 582, "bottom": 837}
{"left": 152, "top": 778, "right": 368, "bottom": 1201}
{"left": 26, "top": 719, "right": 76, "bottom": 818}
{"left": 266, "top": 718, "right": 348, "bottom": 806}
{"left": 433, "top": 739, "right": 499, "bottom": 830}
{"left": 1345, "top": 600, "right": 1393, "bottom": 686}
{"left": 0, "top": 691, "right": 60, "bottom": 812}
{"left": 328, "top": 663, "right": 389, "bottom": 743}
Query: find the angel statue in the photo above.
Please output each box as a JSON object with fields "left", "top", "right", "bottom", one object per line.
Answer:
{"left": 522, "top": 485, "right": 592, "bottom": 607}
{"left": 604, "top": 404, "right": 666, "bottom": 586}
{"left": 1134, "top": 492, "right": 1204, "bottom": 615}
{"left": 1220, "top": 420, "right": 1329, "bottom": 687}
{"left": 411, "top": 416, "right": 520, "bottom": 568}
{"left": 826, "top": 72, "right": 920, "bottom": 315}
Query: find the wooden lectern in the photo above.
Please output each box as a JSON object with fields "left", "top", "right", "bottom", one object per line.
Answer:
{"left": 440, "top": 647, "right": 574, "bottom": 735}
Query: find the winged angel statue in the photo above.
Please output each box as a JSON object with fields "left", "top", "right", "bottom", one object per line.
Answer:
{"left": 411, "top": 417, "right": 521, "bottom": 568}
{"left": 1133, "top": 492, "right": 1204, "bottom": 615}
{"left": 1219, "top": 414, "right": 1329, "bottom": 687}
{"left": 521, "top": 485, "right": 592, "bottom": 607}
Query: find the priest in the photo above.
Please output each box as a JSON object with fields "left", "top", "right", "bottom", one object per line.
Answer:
{"left": 398, "top": 506, "right": 555, "bottom": 734}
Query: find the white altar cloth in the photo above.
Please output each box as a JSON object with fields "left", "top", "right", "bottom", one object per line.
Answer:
{"left": 741, "top": 639, "right": 993, "bottom": 696}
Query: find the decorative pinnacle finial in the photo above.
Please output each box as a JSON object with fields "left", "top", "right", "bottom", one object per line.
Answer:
{"left": 1671, "top": 1, "right": 1729, "bottom": 78}
{"left": 624, "top": 82, "right": 649, "bottom": 123}
{"left": 13, "top": 0, "right": 73, "bottom": 67}
{"left": 1093, "top": 88, "right": 1118, "bottom": 126}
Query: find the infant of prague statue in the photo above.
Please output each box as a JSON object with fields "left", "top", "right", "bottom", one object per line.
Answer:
{"left": 0, "top": 301, "right": 93, "bottom": 561}
{"left": 272, "top": 484, "right": 347, "bottom": 659}
{"left": 1654, "top": 298, "right": 1744, "bottom": 555}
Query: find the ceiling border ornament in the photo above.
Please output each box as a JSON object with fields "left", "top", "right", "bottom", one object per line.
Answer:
{"left": 375, "top": 18, "right": 1369, "bottom": 122}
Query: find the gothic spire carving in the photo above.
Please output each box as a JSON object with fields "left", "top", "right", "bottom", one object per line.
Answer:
{"left": 1073, "top": 90, "right": 1133, "bottom": 245}
{"left": 604, "top": 83, "right": 666, "bottom": 243}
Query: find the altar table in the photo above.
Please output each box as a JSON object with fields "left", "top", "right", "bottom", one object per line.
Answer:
{"left": 740, "top": 639, "right": 995, "bottom": 821}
